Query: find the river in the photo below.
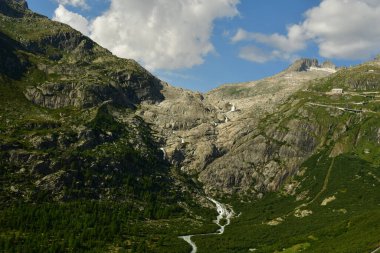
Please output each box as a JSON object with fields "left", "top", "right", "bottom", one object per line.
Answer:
{"left": 179, "top": 197, "right": 235, "bottom": 253}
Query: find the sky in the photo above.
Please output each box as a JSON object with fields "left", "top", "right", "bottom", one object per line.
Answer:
{"left": 26, "top": 0, "right": 380, "bottom": 92}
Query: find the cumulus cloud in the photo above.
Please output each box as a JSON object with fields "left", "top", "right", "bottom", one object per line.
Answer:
{"left": 302, "top": 0, "right": 380, "bottom": 59}
{"left": 56, "top": 0, "right": 88, "bottom": 9}
{"left": 234, "top": 0, "right": 380, "bottom": 63}
{"left": 232, "top": 27, "right": 306, "bottom": 62}
{"left": 52, "top": 0, "right": 239, "bottom": 70}
{"left": 238, "top": 46, "right": 275, "bottom": 63}
{"left": 53, "top": 5, "right": 90, "bottom": 36}
{"left": 238, "top": 46, "right": 296, "bottom": 63}
{"left": 232, "top": 27, "right": 306, "bottom": 53}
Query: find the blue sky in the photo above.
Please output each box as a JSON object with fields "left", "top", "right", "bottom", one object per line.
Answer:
{"left": 27, "top": 0, "right": 378, "bottom": 92}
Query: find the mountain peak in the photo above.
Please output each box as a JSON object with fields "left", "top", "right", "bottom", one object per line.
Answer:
{"left": 7, "top": 0, "right": 28, "bottom": 8}
{"left": 0, "top": 0, "right": 29, "bottom": 17}
{"left": 286, "top": 58, "right": 319, "bottom": 72}
{"left": 321, "top": 60, "right": 336, "bottom": 69}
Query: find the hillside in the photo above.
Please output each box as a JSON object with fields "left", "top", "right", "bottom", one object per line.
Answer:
{"left": 0, "top": 1, "right": 215, "bottom": 252}
{"left": 194, "top": 59, "right": 380, "bottom": 252}
{"left": 138, "top": 58, "right": 336, "bottom": 196}
{"left": 0, "top": 0, "right": 168, "bottom": 201}
{"left": 137, "top": 56, "right": 380, "bottom": 252}
{"left": 0, "top": 1, "right": 379, "bottom": 252}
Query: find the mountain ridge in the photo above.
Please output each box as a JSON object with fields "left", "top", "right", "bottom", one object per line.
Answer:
{"left": 1, "top": 1, "right": 380, "bottom": 252}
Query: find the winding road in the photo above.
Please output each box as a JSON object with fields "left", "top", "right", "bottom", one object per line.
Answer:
{"left": 179, "top": 197, "right": 235, "bottom": 253}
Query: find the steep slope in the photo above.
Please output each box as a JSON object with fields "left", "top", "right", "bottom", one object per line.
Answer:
{"left": 194, "top": 58, "right": 380, "bottom": 252}
{"left": 200, "top": 59, "right": 338, "bottom": 194}
{"left": 136, "top": 57, "right": 380, "bottom": 252}
{"left": 0, "top": 2, "right": 216, "bottom": 252}
{"left": 1, "top": 1, "right": 379, "bottom": 252}
{"left": 196, "top": 154, "right": 380, "bottom": 252}
{"left": 139, "top": 59, "right": 336, "bottom": 196}
{"left": 0, "top": 0, "right": 169, "bottom": 202}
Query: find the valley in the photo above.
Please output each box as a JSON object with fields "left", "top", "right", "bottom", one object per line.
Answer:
{"left": 179, "top": 198, "right": 235, "bottom": 253}
{"left": 0, "top": 1, "right": 379, "bottom": 252}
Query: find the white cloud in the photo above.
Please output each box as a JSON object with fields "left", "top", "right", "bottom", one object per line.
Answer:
{"left": 238, "top": 46, "right": 296, "bottom": 63}
{"left": 301, "top": 0, "right": 380, "bottom": 59}
{"left": 52, "top": 0, "right": 239, "bottom": 70}
{"left": 91, "top": 0, "right": 239, "bottom": 70}
{"left": 234, "top": 0, "right": 380, "bottom": 63}
{"left": 238, "top": 46, "right": 275, "bottom": 63}
{"left": 232, "top": 27, "right": 306, "bottom": 62}
{"left": 56, "top": 0, "right": 88, "bottom": 9}
{"left": 53, "top": 5, "right": 90, "bottom": 36}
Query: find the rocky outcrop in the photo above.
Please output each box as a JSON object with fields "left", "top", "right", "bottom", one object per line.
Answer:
{"left": 0, "top": 3, "right": 164, "bottom": 109}
{"left": 2, "top": 0, "right": 365, "bottom": 203}
{"left": 139, "top": 59, "right": 335, "bottom": 196}
{"left": 0, "top": 0, "right": 29, "bottom": 17}
{"left": 321, "top": 61, "right": 336, "bottom": 69}
{"left": 0, "top": 1, "right": 174, "bottom": 202}
{"left": 286, "top": 58, "right": 319, "bottom": 72}
{"left": 198, "top": 119, "right": 320, "bottom": 194}
{"left": 23, "top": 30, "right": 91, "bottom": 56}
{"left": 24, "top": 76, "right": 164, "bottom": 109}
{"left": 2, "top": 102, "right": 168, "bottom": 201}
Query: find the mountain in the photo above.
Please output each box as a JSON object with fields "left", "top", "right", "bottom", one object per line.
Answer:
{"left": 138, "top": 58, "right": 336, "bottom": 196}
{"left": 0, "top": 2, "right": 214, "bottom": 252}
{"left": 194, "top": 58, "right": 380, "bottom": 252}
{"left": 0, "top": 0, "right": 170, "bottom": 202}
{"left": 1, "top": 1, "right": 379, "bottom": 252}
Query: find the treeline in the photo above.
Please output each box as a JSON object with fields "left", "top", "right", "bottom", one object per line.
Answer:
{"left": 0, "top": 201, "right": 183, "bottom": 253}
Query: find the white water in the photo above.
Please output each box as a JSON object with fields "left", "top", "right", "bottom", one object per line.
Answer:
{"left": 178, "top": 235, "right": 197, "bottom": 253}
{"left": 207, "top": 197, "right": 235, "bottom": 234}
{"left": 179, "top": 198, "right": 235, "bottom": 253}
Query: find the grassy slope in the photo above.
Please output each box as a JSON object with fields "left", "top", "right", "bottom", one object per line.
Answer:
{"left": 194, "top": 65, "right": 380, "bottom": 253}
{"left": 0, "top": 4, "right": 218, "bottom": 253}
{"left": 1, "top": 3, "right": 380, "bottom": 253}
{"left": 0, "top": 68, "right": 202, "bottom": 252}
{"left": 194, "top": 131, "right": 380, "bottom": 252}
{"left": 195, "top": 153, "right": 380, "bottom": 253}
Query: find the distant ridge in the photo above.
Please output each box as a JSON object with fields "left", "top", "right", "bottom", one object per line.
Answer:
{"left": 286, "top": 58, "right": 337, "bottom": 73}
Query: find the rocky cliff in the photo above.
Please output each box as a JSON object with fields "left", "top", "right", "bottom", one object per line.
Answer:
{"left": 138, "top": 59, "right": 337, "bottom": 195}
{"left": 2, "top": 0, "right": 380, "bottom": 203}
{"left": 0, "top": 1, "right": 181, "bottom": 203}
{"left": 2, "top": 1, "right": 380, "bottom": 252}
{"left": 138, "top": 57, "right": 380, "bottom": 197}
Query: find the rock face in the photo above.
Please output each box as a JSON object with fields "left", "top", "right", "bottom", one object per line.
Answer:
{"left": 15, "top": 0, "right": 28, "bottom": 9}
{"left": 0, "top": 1, "right": 164, "bottom": 109}
{"left": 0, "top": 0, "right": 29, "bottom": 18}
{"left": 139, "top": 62, "right": 335, "bottom": 195}
{"left": 0, "top": 2, "right": 170, "bottom": 202}
{"left": 4, "top": 0, "right": 378, "bottom": 202}
{"left": 286, "top": 58, "right": 319, "bottom": 72}
{"left": 198, "top": 117, "right": 320, "bottom": 194}
{"left": 2, "top": 0, "right": 332, "bottom": 201}
{"left": 24, "top": 75, "right": 164, "bottom": 109}
{"left": 321, "top": 61, "right": 336, "bottom": 69}
{"left": 19, "top": 30, "right": 165, "bottom": 109}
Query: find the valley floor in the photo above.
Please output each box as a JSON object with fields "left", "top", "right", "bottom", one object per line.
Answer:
{"left": 192, "top": 153, "right": 380, "bottom": 253}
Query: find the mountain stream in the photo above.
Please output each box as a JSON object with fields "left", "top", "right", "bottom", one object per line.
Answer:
{"left": 179, "top": 197, "right": 235, "bottom": 253}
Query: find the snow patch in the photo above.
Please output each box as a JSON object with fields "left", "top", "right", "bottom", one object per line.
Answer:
{"left": 308, "top": 66, "right": 337, "bottom": 73}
